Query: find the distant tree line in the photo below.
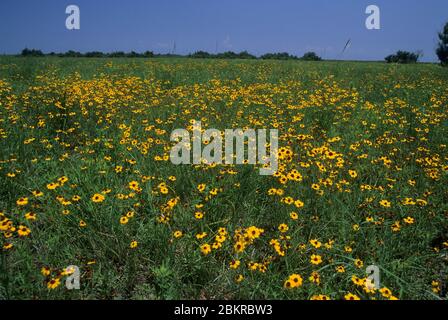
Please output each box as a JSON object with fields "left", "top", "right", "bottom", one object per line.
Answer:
{"left": 21, "top": 48, "right": 159, "bottom": 58}
{"left": 18, "top": 20, "right": 448, "bottom": 67}
{"left": 188, "top": 51, "right": 256, "bottom": 59}
{"left": 20, "top": 48, "right": 324, "bottom": 61}
{"left": 188, "top": 51, "right": 322, "bottom": 61}
{"left": 261, "top": 51, "right": 322, "bottom": 61}
{"left": 260, "top": 51, "right": 321, "bottom": 61}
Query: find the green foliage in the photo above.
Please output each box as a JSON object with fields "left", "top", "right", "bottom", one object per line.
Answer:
{"left": 189, "top": 51, "right": 258, "bottom": 60}
{"left": 189, "top": 51, "right": 214, "bottom": 59}
{"left": 19, "top": 48, "right": 323, "bottom": 61}
{"left": 0, "top": 57, "right": 447, "bottom": 300}
{"left": 261, "top": 52, "right": 298, "bottom": 60}
{"left": 20, "top": 48, "right": 44, "bottom": 57}
{"left": 20, "top": 49, "right": 156, "bottom": 59}
{"left": 385, "top": 51, "right": 420, "bottom": 64}
{"left": 300, "top": 52, "right": 322, "bottom": 61}
{"left": 60, "top": 50, "right": 83, "bottom": 58}
{"left": 436, "top": 22, "right": 448, "bottom": 66}
{"left": 84, "top": 51, "right": 105, "bottom": 58}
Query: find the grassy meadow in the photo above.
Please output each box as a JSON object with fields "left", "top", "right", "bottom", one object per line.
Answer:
{"left": 0, "top": 57, "right": 447, "bottom": 300}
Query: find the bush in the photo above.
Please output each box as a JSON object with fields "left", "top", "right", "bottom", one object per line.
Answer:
{"left": 60, "top": 50, "right": 83, "bottom": 58}
{"left": 260, "top": 52, "right": 298, "bottom": 60}
{"left": 84, "top": 51, "right": 105, "bottom": 58}
{"left": 21, "top": 48, "right": 44, "bottom": 57}
{"left": 126, "top": 51, "right": 140, "bottom": 58}
{"left": 188, "top": 51, "right": 257, "bottom": 59}
{"left": 300, "top": 52, "right": 322, "bottom": 61}
{"left": 385, "top": 51, "right": 419, "bottom": 64}
{"left": 237, "top": 51, "right": 257, "bottom": 59}
{"left": 143, "top": 51, "right": 155, "bottom": 58}
{"left": 215, "top": 51, "right": 256, "bottom": 59}
{"left": 436, "top": 22, "right": 448, "bottom": 66}
{"left": 189, "top": 51, "right": 213, "bottom": 59}
{"left": 109, "top": 51, "right": 126, "bottom": 58}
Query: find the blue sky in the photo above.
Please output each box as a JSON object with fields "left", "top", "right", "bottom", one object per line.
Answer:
{"left": 0, "top": 0, "right": 447, "bottom": 61}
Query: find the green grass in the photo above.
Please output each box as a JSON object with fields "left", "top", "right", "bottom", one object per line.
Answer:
{"left": 0, "top": 57, "right": 447, "bottom": 300}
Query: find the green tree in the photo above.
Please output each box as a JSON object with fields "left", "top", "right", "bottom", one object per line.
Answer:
{"left": 436, "top": 22, "right": 448, "bottom": 66}
{"left": 260, "top": 52, "right": 298, "bottom": 60}
{"left": 385, "top": 51, "right": 419, "bottom": 64}
{"left": 189, "top": 51, "right": 213, "bottom": 59}
{"left": 21, "top": 48, "right": 44, "bottom": 57}
{"left": 300, "top": 52, "right": 322, "bottom": 61}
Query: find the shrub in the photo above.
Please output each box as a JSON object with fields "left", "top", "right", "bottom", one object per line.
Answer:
{"left": 260, "top": 52, "right": 298, "bottom": 60}
{"left": 189, "top": 51, "right": 213, "bottom": 59}
{"left": 300, "top": 52, "right": 322, "bottom": 61}
{"left": 61, "top": 50, "right": 83, "bottom": 58}
{"left": 385, "top": 51, "right": 419, "bottom": 64}
{"left": 21, "top": 48, "right": 44, "bottom": 57}
{"left": 109, "top": 51, "right": 126, "bottom": 58}
{"left": 237, "top": 51, "right": 257, "bottom": 59}
{"left": 84, "top": 51, "right": 105, "bottom": 58}
{"left": 143, "top": 51, "right": 155, "bottom": 58}
{"left": 215, "top": 51, "right": 256, "bottom": 59}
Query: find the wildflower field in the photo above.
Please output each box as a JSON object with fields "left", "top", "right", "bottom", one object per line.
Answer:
{"left": 0, "top": 57, "right": 447, "bottom": 300}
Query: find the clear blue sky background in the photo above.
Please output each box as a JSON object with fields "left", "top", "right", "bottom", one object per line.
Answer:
{"left": 1, "top": 0, "right": 447, "bottom": 61}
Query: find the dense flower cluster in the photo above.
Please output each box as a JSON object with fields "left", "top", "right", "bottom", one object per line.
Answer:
{"left": 0, "top": 59, "right": 447, "bottom": 299}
